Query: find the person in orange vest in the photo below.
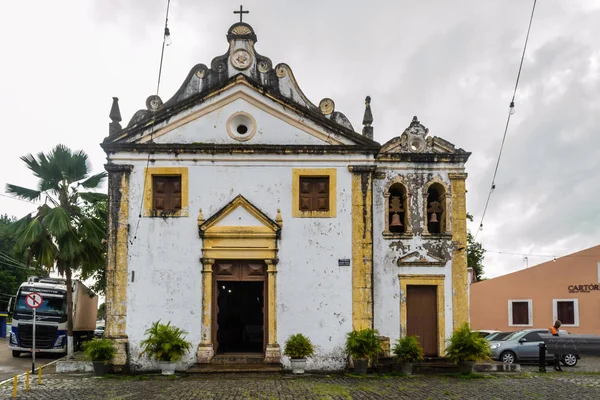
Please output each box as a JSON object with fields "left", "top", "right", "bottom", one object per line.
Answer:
{"left": 549, "top": 320, "right": 563, "bottom": 371}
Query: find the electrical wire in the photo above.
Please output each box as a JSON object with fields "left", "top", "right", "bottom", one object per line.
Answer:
{"left": 475, "top": 0, "right": 538, "bottom": 240}
{"left": 0, "top": 251, "right": 28, "bottom": 267}
{"left": 131, "top": 0, "right": 172, "bottom": 244}
{"left": 0, "top": 193, "right": 38, "bottom": 204}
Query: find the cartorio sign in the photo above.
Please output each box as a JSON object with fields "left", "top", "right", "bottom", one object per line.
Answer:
{"left": 568, "top": 284, "right": 600, "bottom": 293}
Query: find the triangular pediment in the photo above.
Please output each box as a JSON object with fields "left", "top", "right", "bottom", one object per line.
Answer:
{"left": 397, "top": 251, "right": 446, "bottom": 266}
{"left": 199, "top": 194, "right": 281, "bottom": 238}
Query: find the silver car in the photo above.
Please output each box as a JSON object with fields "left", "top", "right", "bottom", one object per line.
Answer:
{"left": 489, "top": 329, "right": 579, "bottom": 367}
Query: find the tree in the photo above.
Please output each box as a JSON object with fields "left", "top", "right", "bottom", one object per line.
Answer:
{"left": 466, "top": 214, "right": 486, "bottom": 281}
{"left": 79, "top": 199, "right": 108, "bottom": 296}
{"left": 7, "top": 144, "right": 107, "bottom": 358}
{"left": 97, "top": 303, "right": 106, "bottom": 320}
{"left": 0, "top": 215, "right": 42, "bottom": 312}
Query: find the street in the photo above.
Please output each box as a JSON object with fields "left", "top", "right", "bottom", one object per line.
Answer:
{"left": 0, "top": 338, "right": 60, "bottom": 382}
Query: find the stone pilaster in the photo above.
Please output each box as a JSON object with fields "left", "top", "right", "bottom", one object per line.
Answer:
{"left": 197, "top": 258, "right": 215, "bottom": 363}
{"left": 104, "top": 163, "right": 132, "bottom": 370}
{"left": 348, "top": 165, "right": 376, "bottom": 330}
{"left": 449, "top": 173, "right": 469, "bottom": 329}
{"left": 265, "top": 258, "right": 281, "bottom": 363}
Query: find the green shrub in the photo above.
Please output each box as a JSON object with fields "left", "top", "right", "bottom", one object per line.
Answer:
{"left": 83, "top": 339, "right": 116, "bottom": 363}
{"left": 139, "top": 320, "right": 192, "bottom": 362}
{"left": 345, "top": 329, "right": 382, "bottom": 360}
{"left": 392, "top": 336, "right": 424, "bottom": 363}
{"left": 445, "top": 323, "right": 492, "bottom": 363}
{"left": 283, "top": 333, "right": 315, "bottom": 359}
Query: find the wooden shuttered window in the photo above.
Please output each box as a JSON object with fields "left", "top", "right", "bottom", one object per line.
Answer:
{"left": 299, "top": 177, "right": 330, "bottom": 212}
{"left": 152, "top": 176, "right": 182, "bottom": 212}
{"left": 511, "top": 301, "right": 530, "bottom": 325}
{"left": 557, "top": 301, "right": 575, "bottom": 325}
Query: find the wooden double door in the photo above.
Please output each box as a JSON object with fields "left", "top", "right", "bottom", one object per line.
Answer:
{"left": 212, "top": 261, "right": 267, "bottom": 354}
{"left": 406, "top": 285, "right": 439, "bottom": 356}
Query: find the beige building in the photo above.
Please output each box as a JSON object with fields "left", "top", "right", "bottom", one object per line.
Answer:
{"left": 470, "top": 245, "right": 600, "bottom": 335}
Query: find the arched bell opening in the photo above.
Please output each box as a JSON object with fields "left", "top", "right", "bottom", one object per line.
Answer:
{"left": 426, "top": 183, "right": 446, "bottom": 234}
{"left": 388, "top": 183, "right": 408, "bottom": 234}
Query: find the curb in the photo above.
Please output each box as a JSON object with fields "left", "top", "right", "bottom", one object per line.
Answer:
{"left": 0, "top": 355, "right": 68, "bottom": 387}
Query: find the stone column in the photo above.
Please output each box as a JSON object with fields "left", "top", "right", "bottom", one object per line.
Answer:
{"left": 348, "top": 165, "right": 376, "bottom": 330}
{"left": 449, "top": 173, "right": 469, "bottom": 328}
{"left": 197, "top": 258, "right": 215, "bottom": 363}
{"left": 264, "top": 258, "right": 281, "bottom": 363}
{"left": 104, "top": 163, "right": 132, "bottom": 371}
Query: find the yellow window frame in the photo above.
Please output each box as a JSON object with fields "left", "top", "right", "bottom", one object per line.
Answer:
{"left": 143, "top": 167, "right": 189, "bottom": 217}
{"left": 292, "top": 168, "right": 337, "bottom": 218}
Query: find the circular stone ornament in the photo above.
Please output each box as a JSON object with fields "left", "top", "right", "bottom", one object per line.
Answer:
{"left": 319, "top": 98, "right": 335, "bottom": 115}
{"left": 145, "top": 95, "right": 163, "bottom": 112}
{"left": 231, "top": 49, "right": 253, "bottom": 70}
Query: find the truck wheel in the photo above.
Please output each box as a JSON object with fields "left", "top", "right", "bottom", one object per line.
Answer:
{"left": 12, "top": 351, "right": 21, "bottom": 358}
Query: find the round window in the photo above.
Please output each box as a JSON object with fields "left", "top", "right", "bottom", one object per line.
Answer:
{"left": 226, "top": 112, "right": 257, "bottom": 142}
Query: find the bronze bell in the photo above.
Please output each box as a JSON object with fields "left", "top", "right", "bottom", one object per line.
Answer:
{"left": 429, "top": 212, "right": 438, "bottom": 223}
{"left": 390, "top": 212, "right": 403, "bottom": 227}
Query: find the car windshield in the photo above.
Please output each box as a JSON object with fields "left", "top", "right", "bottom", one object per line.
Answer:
{"left": 502, "top": 331, "right": 522, "bottom": 341}
{"left": 486, "top": 332, "right": 511, "bottom": 341}
{"left": 15, "top": 294, "right": 66, "bottom": 315}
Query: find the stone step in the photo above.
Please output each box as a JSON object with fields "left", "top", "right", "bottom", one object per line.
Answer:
{"left": 187, "top": 363, "right": 282, "bottom": 373}
{"left": 211, "top": 354, "right": 266, "bottom": 364}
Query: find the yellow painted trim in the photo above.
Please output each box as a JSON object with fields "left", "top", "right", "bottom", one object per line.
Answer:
{"left": 200, "top": 197, "right": 280, "bottom": 261}
{"left": 200, "top": 195, "right": 280, "bottom": 232}
{"left": 398, "top": 274, "right": 446, "bottom": 356}
{"left": 449, "top": 173, "right": 469, "bottom": 329}
{"left": 265, "top": 259, "right": 278, "bottom": 349}
{"left": 350, "top": 169, "right": 374, "bottom": 330}
{"left": 291, "top": 168, "right": 337, "bottom": 218}
{"left": 138, "top": 86, "right": 345, "bottom": 145}
{"left": 143, "top": 167, "right": 189, "bottom": 217}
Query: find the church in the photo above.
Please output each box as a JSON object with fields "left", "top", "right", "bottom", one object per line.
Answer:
{"left": 101, "top": 16, "right": 471, "bottom": 371}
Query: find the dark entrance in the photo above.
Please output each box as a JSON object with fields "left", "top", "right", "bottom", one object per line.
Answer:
{"left": 216, "top": 281, "right": 264, "bottom": 353}
{"left": 406, "top": 285, "right": 438, "bottom": 356}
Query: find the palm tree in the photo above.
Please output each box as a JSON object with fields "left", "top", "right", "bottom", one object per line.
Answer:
{"left": 6, "top": 144, "right": 107, "bottom": 358}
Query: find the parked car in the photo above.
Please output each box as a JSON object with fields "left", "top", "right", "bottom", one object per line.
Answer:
{"left": 489, "top": 329, "right": 579, "bottom": 366}
{"left": 475, "top": 330, "right": 499, "bottom": 338}
{"left": 94, "top": 324, "right": 105, "bottom": 338}
{"left": 485, "top": 331, "right": 512, "bottom": 341}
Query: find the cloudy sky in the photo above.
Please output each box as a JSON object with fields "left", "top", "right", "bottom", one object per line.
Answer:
{"left": 1, "top": 0, "right": 598, "bottom": 278}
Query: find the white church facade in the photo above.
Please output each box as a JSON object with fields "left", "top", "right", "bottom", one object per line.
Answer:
{"left": 102, "top": 21, "right": 471, "bottom": 371}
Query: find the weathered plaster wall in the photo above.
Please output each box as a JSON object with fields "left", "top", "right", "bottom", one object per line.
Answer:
{"left": 371, "top": 165, "right": 466, "bottom": 349}
{"left": 115, "top": 154, "right": 364, "bottom": 371}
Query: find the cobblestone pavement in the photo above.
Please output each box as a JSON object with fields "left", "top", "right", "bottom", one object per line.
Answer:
{"left": 2, "top": 371, "right": 600, "bottom": 400}
{"left": 520, "top": 355, "right": 600, "bottom": 373}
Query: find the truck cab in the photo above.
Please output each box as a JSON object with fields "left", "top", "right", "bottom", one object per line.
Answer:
{"left": 8, "top": 276, "right": 97, "bottom": 357}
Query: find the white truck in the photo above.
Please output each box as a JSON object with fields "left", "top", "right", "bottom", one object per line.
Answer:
{"left": 8, "top": 276, "right": 98, "bottom": 357}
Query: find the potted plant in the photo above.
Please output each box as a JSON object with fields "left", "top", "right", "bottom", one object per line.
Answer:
{"left": 283, "top": 333, "right": 315, "bottom": 374}
{"left": 392, "top": 335, "right": 424, "bottom": 374}
{"left": 139, "top": 320, "right": 192, "bottom": 375}
{"left": 345, "top": 328, "right": 382, "bottom": 374}
{"left": 445, "top": 323, "right": 492, "bottom": 373}
{"left": 83, "top": 338, "right": 115, "bottom": 376}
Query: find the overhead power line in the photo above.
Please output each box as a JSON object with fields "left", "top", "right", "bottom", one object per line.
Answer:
{"left": 0, "top": 193, "right": 38, "bottom": 204}
{"left": 475, "top": 0, "right": 538, "bottom": 240}
{"left": 131, "top": 0, "right": 172, "bottom": 244}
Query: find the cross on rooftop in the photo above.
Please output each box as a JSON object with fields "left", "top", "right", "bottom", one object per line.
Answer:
{"left": 233, "top": 5, "right": 249, "bottom": 23}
